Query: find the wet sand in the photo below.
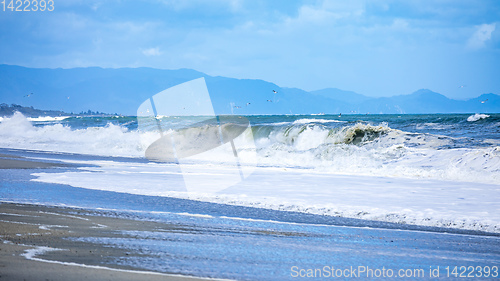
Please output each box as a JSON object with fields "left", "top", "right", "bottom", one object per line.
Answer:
{"left": 0, "top": 203, "right": 217, "bottom": 281}
{"left": 0, "top": 153, "right": 70, "bottom": 169}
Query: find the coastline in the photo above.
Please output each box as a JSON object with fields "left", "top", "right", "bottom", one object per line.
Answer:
{"left": 0, "top": 153, "right": 71, "bottom": 169}
{"left": 0, "top": 152, "right": 218, "bottom": 280}
{"left": 0, "top": 203, "right": 217, "bottom": 281}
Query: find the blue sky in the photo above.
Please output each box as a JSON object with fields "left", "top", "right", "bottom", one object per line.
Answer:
{"left": 1, "top": 0, "right": 499, "bottom": 99}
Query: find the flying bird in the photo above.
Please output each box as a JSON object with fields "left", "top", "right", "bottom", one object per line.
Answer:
{"left": 458, "top": 85, "right": 466, "bottom": 89}
{"left": 273, "top": 90, "right": 277, "bottom": 94}
{"left": 481, "top": 99, "right": 488, "bottom": 104}
{"left": 267, "top": 100, "right": 273, "bottom": 102}
{"left": 246, "top": 103, "right": 251, "bottom": 106}
{"left": 24, "top": 93, "right": 34, "bottom": 97}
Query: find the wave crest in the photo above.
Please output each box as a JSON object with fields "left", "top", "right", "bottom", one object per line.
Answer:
{"left": 467, "top": 113, "right": 490, "bottom": 122}
{"left": 0, "top": 112, "right": 147, "bottom": 157}
{"left": 337, "top": 123, "right": 390, "bottom": 145}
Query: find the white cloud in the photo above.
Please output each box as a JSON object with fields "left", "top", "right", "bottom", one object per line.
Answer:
{"left": 392, "top": 18, "right": 409, "bottom": 30}
{"left": 142, "top": 47, "right": 162, "bottom": 56}
{"left": 297, "top": 5, "right": 336, "bottom": 24}
{"left": 91, "top": 2, "right": 102, "bottom": 11}
{"left": 284, "top": 0, "right": 365, "bottom": 26}
{"left": 467, "top": 23, "right": 496, "bottom": 49}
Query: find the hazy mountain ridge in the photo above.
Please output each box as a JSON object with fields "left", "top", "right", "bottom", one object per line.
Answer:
{"left": 0, "top": 103, "right": 69, "bottom": 117}
{"left": 0, "top": 64, "right": 498, "bottom": 115}
{"left": 0, "top": 103, "right": 116, "bottom": 117}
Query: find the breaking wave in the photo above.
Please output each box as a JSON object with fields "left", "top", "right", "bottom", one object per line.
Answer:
{"left": 467, "top": 113, "right": 490, "bottom": 122}
{"left": 0, "top": 112, "right": 150, "bottom": 157}
{"left": 0, "top": 112, "right": 499, "bottom": 184}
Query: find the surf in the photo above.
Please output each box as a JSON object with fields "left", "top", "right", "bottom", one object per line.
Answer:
{"left": 1, "top": 112, "right": 499, "bottom": 184}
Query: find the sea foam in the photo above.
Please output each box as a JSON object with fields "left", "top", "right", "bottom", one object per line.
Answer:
{"left": 467, "top": 113, "right": 490, "bottom": 122}
{"left": 32, "top": 159, "right": 500, "bottom": 233}
{"left": 0, "top": 112, "right": 149, "bottom": 157}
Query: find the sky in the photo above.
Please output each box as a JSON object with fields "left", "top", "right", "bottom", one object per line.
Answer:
{"left": 0, "top": 0, "right": 499, "bottom": 99}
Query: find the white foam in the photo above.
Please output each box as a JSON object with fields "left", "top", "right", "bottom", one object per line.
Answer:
{"left": 0, "top": 218, "right": 71, "bottom": 230}
{"left": 39, "top": 224, "right": 68, "bottom": 230}
{"left": 415, "top": 123, "right": 453, "bottom": 130}
{"left": 252, "top": 123, "right": 499, "bottom": 185}
{"left": 19, "top": 244, "right": 217, "bottom": 280}
{"left": 32, "top": 160, "right": 500, "bottom": 233}
{"left": 0, "top": 212, "right": 33, "bottom": 217}
{"left": 467, "top": 113, "right": 490, "bottom": 122}
{"left": 176, "top": 212, "right": 214, "bottom": 219}
{"left": 0, "top": 112, "right": 148, "bottom": 157}
{"left": 1, "top": 115, "right": 71, "bottom": 122}
{"left": 292, "top": 118, "right": 345, "bottom": 124}
{"left": 27, "top": 116, "right": 71, "bottom": 122}
{"left": 22, "top": 245, "right": 63, "bottom": 260}
{"left": 38, "top": 211, "right": 90, "bottom": 221}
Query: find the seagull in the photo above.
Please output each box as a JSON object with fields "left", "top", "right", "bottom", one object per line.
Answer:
{"left": 273, "top": 90, "right": 277, "bottom": 94}
{"left": 233, "top": 105, "right": 241, "bottom": 108}
{"left": 24, "top": 93, "right": 34, "bottom": 97}
{"left": 246, "top": 103, "right": 251, "bottom": 106}
{"left": 481, "top": 99, "right": 488, "bottom": 104}
{"left": 267, "top": 100, "right": 273, "bottom": 102}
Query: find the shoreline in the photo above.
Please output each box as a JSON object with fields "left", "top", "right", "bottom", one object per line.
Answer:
{"left": 0, "top": 202, "right": 218, "bottom": 281}
{"left": 0, "top": 152, "right": 72, "bottom": 169}
{"left": 2, "top": 202, "right": 500, "bottom": 280}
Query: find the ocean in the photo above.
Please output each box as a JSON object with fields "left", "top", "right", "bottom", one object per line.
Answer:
{"left": 1, "top": 112, "right": 500, "bottom": 279}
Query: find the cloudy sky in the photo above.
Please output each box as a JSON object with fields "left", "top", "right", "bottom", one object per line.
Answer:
{"left": 1, "top": 0, "right": 499, "bottom": 98}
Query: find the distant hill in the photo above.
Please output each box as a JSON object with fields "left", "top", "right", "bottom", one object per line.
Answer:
{"left": 310, "top": 88, "right": 371, "bottom": 104}
{"left": 0, "top": 103, "right": 68, "bottom": 117}
{"left": 0, "top": 64, "right": 498, "bottom": 115}
{"left": 0, "top": 103, "right": 112, "bottom": 117}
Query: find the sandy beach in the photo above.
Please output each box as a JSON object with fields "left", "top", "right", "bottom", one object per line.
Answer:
{"left": 0, "top": 203, "right": 215, "bottom": 281}
{"left": 0, "top": 153, "right": 70, "bottom": 169}
{"left": 0, "top": 154, "right": 215, "bottom": 280}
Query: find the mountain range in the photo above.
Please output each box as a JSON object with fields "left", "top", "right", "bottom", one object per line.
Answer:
{"left": 0, "top": 64, "right": 498, "bottom": 115}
